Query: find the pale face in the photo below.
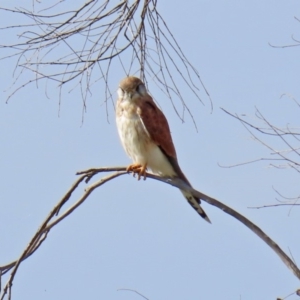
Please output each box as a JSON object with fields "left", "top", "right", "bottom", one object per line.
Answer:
{"left": 117, "top": 82, "right": 148, "bottom": 103}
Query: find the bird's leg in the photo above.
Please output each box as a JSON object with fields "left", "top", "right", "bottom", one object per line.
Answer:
{"left": 126, "top": 163, "right": 141, "bottom": 173}
{"left": 126, "top": 163, "right": 147, "bottom": 180}
{"left": 136, "top": 164, "right": 147, "bottom": 181}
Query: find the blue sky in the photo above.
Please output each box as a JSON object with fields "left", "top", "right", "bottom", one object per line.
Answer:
{"left": 0, "top": 1, "right": 300, "bottom": 299}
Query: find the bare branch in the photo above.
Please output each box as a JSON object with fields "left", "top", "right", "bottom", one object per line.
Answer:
{"left": 0, "top": 1, "right": 211, "bottom": 123}
{"left": 117, "top": 288, "right": 150, "bottom": 300}
{"left": 221, "top": 107, "right": 300, "bottom": 173}
{"left": 1, "top": 165, "right": 300, "bottom": 300}
{"left": 221, "top": 101, "right": 300, "bottom": 208}
{"left": 248, "top": 203, "right": 300, "bottom": 209}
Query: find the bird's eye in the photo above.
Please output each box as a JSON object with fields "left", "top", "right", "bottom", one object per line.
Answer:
{"left": 136, "top": 83, "right": 146, "bottom": 95}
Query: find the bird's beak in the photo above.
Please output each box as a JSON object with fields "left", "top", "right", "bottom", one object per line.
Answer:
{"left": 124, "top": 91, "right": 133, "bottom": 101}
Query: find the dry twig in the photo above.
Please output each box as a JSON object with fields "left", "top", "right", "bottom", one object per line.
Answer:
{"left": 0, "top": 166, "right": 300, "bottom": 300}
{"left": 221, "top": 106, "right": 300, "bottom": 204}
{"left": 0, "top": 0, "right": 212, "bottom": 124}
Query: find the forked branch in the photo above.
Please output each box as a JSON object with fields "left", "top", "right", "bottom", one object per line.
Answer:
{"left": 0, "top": 0, "right": 212, "bottom": 124}
{"left": 221, "top": 106, "right": 300, "bottom": 206}
{"left": 0, "top": 166, "right": 299, "bottom": 300}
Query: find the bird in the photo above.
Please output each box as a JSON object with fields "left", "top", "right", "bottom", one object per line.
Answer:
{"left": 116, "top": 76, "right": 211, "bottom": 223}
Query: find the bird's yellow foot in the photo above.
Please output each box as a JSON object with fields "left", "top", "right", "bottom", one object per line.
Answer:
{"left": 126, "top": 163, "right": 147, "bottom": 180}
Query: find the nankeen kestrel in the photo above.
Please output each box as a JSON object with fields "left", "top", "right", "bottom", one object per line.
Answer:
{"left": 116, "top": 76, "right": 211, "bottom": 223}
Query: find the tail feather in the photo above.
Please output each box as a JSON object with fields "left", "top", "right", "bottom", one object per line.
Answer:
{"left": 180, "top": 190, "right": 211, "bottom": 223}
{"left": 159, "top": 153, "right": 211, "bottom": 223}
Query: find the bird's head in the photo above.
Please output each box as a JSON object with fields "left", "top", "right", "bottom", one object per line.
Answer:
{"left": 118, "top": 76, "right": 148, "bottom": 102}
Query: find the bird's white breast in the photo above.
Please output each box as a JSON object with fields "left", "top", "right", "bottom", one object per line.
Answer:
{"left": 116, "top": 101, "right": 176, "bottom": 177}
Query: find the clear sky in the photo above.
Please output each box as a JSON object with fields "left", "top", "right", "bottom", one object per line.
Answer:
{"left": 0, "top": 1, "right": 299, "bottom": 299}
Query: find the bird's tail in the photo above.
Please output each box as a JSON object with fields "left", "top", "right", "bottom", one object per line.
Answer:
{"left": 180, "top": 190, "right": 211, "bottom": 223}
{"left": 162, "top": 154, "right": 211, "bottom": 223}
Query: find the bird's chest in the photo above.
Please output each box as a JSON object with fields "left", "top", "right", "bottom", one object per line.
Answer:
{"left": 116, "top": 103, "right": 152, "bottom": 161}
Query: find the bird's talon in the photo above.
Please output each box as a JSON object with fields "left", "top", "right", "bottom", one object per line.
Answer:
{"left": 126, "top": 164, "right": 147, "bottom": 180}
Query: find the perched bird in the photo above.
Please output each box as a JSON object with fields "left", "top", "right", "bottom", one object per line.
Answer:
{"left": 116, "top": 76, "right": 211, "bottom": 223}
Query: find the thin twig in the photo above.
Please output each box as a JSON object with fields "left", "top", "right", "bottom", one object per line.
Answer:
{"left": 117, "top": 288, "right": 150, "bottom": 300}
{"left": 1, "top": 166, "right": 300, "bottom": 300}
{"left": 0, "top": 1, "right": 211, "bottom": 125}
{"left": 248, "top": 203, "right": 300, "bottom": 209}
